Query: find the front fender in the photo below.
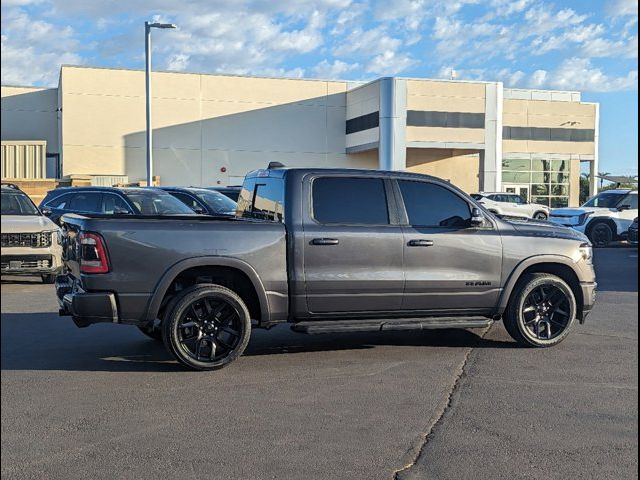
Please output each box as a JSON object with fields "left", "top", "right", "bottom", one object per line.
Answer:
{"left": 495, "top": 254, "right": 583, "bottom": 315}
{"left": 145, "top": 256, "right": 272, "bottom": 324}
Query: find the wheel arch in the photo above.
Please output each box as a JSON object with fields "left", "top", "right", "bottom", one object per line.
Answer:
{"left": 497, "top": 256, "right": 584, "bottom": 320}
{"left": 146, "top": 257, "right": 271, "bottom": 326}
{"left": 585, "top": 217, "right": 618, "bottom": 239}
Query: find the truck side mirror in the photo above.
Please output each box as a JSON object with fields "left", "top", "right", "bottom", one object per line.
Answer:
{"left": 618, "top": 204, "right": 631, "bottom": 211}
{"left": 470, "top": 208, "right": 485, "bottom": 227}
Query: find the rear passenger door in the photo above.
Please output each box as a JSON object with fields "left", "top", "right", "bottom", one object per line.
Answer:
{"left": 302, "top": 176, "right": 405, "bottom": 314}
{"left": 397, "top": 179, "right": 503, "bottom": 314}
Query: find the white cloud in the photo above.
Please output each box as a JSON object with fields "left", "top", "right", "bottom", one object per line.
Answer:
{"left": 607, "top": 0, "right": 638, "bottom": 18}
{"left": 365, "top": 50, "right": 415, "bottom": 75}
{"left": 0, "top": 8, "right": 81, "bottom": 85}
{"left": 312, "top": 59, "right": 359, "bottom": 78}
{"left": 532, "top": 57, "right": 638, "bottom": 92}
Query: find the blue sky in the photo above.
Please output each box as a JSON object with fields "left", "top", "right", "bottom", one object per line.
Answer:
{"left": 1, "top": 0, "right": 637, "bottom": 176}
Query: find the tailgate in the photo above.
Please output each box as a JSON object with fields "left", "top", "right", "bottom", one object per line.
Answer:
{"left": 59, "top": 214, "right": 85, "bottom": 279}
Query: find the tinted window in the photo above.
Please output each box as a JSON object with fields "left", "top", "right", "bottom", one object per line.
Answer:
{"left": 583, "top": 192, "right": 626, "bottom": 208}
{"left": 237, "top": 177, "right": 284, "bottom": 222}
{"left": 124, "top": 190, "right": 195, "bottom": 215}
{"left": 1, "top": 191, "right": 40, "bottom": 215}
{"left": 471, "top": 194, "right": 484, "bottom": 200}
{"left": 194, "top": 190, "right": 237, "bottom": 215}
{"left": 68, "top": 192, "right": 101, "bottom": 212}
{"left": 44, "top": 192, "right": 71, "bottom": 208}
{"left": 102, "top": 194, "right": 131, "bottom": 214}
{"left": 171, "top": 192, "right": 201, "bottom": 212}
{"left": 622, "top": 194, "right": 638, "bottom": 210}
{"left": 313, "top": 177, "right": 389, "bottom": 225}
{"left": 398, "top": 180, "right": 471, "bottom": 228}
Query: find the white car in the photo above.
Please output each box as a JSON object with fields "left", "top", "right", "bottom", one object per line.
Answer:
{"left": 471, "top": 192, "right": 550, "bottom": 220}
{"left": 1, "top": 183, "right": 62, "bottom": 283}
{"left": 550, "top": 189, "right": 638, "bottom": 247}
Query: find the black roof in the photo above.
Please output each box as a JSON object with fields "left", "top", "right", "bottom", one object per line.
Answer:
{"left": 245, "top": 167, "right": 444, "bottom": 183}
{"left": 45, "top": 186, "right": 169, "bottom": 195}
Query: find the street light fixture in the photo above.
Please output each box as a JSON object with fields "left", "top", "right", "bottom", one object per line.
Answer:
{"left": 145, "top": 21, "right": 177, "bottom": 186}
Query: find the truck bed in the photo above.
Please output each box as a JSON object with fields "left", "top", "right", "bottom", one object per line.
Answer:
{"left": 59, "top": 214, "right": 288, "bottom": 324}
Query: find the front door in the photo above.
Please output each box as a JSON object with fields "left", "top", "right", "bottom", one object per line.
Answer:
{"left": 396, "top": 179, "right": 503, "bottom": 314}
{"left": 302, "top": 176, "right": 405, "bottom": 314}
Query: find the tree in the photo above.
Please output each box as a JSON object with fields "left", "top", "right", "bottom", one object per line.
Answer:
{"left": 598, "top": 172, "right": 610, "bottom": 190}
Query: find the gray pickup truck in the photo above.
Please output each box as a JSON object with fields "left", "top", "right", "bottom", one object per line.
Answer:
{"left": 56, "top": 168, "right": 597, "bottom": 370}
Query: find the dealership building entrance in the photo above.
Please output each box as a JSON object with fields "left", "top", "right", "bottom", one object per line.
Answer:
{"left": 1, "top": 66, "right": 598, "bottom": 206}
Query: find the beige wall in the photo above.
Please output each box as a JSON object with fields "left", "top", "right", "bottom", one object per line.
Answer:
{"left": 345, "top": 80, "right": 380, "bottom": 149}
{"left": 59, "top": 66, "right": 354, "bottom": 186}
{"left": 1, "top": 86, "right": 59, "bottom": 153}
{"left": 503, "top": 98, "right": 596, "bottom": 156}
{"left": 405, "top": 148, "right": 481, "bottom": 193}
{"left": 406, "top": 80, "right": 486, "bottom": 145}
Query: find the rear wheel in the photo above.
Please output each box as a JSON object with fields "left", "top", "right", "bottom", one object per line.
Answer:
{"left": 588, "top": 221, "right": 614, "bottom": 248}
{"left": 41, "top": 274, "right": 56, "bottom": 284}
{"left": 503, "top": 273, "right": 576, "bottom": 347}
{"left": 162, "top": 284, "right": 251, "bottom": 371}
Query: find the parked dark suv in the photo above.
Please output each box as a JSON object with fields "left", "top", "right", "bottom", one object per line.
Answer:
{"left": 206, "top": 186, "right": 241, "bottom": 202}
{"left": 160, "top": 187, "right": 237, "bottom": 216}
{"left": 39, "top": 186, "right": 195, "bottom": 224}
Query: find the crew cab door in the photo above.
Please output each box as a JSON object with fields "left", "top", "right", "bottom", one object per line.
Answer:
{"left": 395, "top": 179, "right": 503, "bottom": 314}
{"left": 302, "top": 175, "right": 404, "bottom": 314}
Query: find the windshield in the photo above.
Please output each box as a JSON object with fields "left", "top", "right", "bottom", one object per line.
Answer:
{"left": 124, "top": 190, "right": 196, "bottom": 215}
{"left": 583, "top": 192, "right": 627, "bottom": 208}
{"left": 1, "top": 191, "right": 40, "bottom": 216}
{"left": 194, "top": 190, "right": 238, "bottom": 214}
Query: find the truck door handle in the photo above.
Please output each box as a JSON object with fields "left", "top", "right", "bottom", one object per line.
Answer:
{"left": 408, "top": 239, "right": 434, "bottom": 247}
{"left": 311, "top": 238, "right": 339, "bottom": 246}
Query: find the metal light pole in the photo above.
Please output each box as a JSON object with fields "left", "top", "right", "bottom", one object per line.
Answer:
{"left": 145, "top": 21, "right": 176, "bottom": 186}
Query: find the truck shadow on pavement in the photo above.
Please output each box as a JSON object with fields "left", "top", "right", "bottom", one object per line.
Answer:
{"left": 0, "top": 312, "right": 517, "bottom": 373}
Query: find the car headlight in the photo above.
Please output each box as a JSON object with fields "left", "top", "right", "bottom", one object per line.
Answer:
{"left": 579, "top": 242, "right": 593, "bottom": 261}
{"left": 578, "top": 212, "right": 593, "bottom": 225}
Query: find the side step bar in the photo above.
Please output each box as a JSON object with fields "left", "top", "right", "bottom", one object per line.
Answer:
{"left": 291, "top": 317, "right": 493, "bottom": 335}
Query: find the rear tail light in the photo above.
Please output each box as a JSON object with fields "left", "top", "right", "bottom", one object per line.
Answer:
{"left": 79, "top": 232, "right": 110, "bottom": 274}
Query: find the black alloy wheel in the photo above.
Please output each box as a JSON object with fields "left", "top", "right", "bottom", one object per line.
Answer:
{"left": 163, "top": 284, "right": 251, "bottom": 370}
{"left": 503, "top": 273, "right": 577, "bottom": 347}
{"left": 521, "top": 284, "right": 571, "bottom": 340}
{"left": 533, "top": 212, "right": 548, "bottom": 221}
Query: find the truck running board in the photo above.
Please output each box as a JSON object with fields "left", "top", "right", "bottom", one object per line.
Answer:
{"left": 291, "top": 317, "right": 493, "bottom": 335}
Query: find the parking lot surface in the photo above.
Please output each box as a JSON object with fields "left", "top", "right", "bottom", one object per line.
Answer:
{"left": 1, "top": 248, "right": 637, "bottom": 479}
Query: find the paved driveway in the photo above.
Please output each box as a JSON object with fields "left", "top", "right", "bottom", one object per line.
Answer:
{"left": 1, "top": 248, "right": 637, "bottom": 479}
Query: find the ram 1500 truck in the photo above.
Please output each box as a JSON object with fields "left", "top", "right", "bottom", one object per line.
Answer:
{"left": 56, "top": 168, "right": 597, "bottom": 371}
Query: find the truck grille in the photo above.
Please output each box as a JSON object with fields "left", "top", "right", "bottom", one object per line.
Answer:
{"left": 1, "top": 255, "right": 52, "bottom": 271}
{"left": 1, "top": 232, "right": 52, "bottom": 248}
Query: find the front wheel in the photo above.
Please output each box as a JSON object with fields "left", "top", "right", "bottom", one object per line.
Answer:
{"left": 588, "top": 221, "right": 614, "bottom": 248}
{"left": 503, "top": 273, "right": 577, "bottom": 347}
{"left": 162, "top": 284, "right": 251, "bottom": 371}
{"left": 533, "top": 211, "right": 548, "bottom": 221}
{"left": 41, "top": 274, "right": 56, "bottom": 284}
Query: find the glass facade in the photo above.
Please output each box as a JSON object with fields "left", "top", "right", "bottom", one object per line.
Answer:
{"left": 502, "top": 158, "right": 571, "bottom": 208}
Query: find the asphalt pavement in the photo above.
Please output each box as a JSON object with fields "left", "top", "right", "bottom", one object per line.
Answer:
{"left": 1, "top": 248, "right": 637, "bottom": 479}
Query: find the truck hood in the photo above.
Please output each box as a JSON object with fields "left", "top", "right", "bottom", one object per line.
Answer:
{"left": 1, "top": 215, "right": 59, "bottom": 233}
{"left": 507, "top": 218, "right": 589, "bottom": 242}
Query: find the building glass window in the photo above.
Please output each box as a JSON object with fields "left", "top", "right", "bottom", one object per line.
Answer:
{"left": 502, "top": 157, "right": 571, "bottom": 208}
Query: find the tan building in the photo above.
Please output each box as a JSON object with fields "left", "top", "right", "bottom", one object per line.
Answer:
{"left": 1, "top": 65, "right": 598, "bottom": 207}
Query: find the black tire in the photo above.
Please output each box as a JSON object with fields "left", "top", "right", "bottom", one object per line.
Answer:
{"left": 41, "top": 274, "right": 56, "bottom": 284}
{"left": 533, "top": 211, "right": 548, "bottom": 221}
{"left": 503, "top": 273, "right": 577, "bottom": 348}
{"left": 587, "top": 221, "right": 614, "bottom": 248}
{"left": 137, "top": 325, "right": 163, "bottom": 341}
{"left": 162, "top": 284, "right": 251, "bottom": 371}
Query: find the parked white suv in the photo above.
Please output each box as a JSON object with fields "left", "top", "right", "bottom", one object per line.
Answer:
{"left": 1, "top": 183, "right": 62, "bottom": 283}
{"left": 471, "top": 192, "right": 550, "bottom": 220}
{"left": 550, "top": 189, "right": 638, "bottom": 247}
